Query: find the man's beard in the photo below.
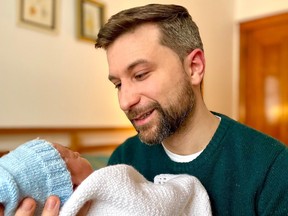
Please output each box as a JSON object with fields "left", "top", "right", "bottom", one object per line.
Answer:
{"left": 127, "top": 78, "right": 196, "bottom": 145}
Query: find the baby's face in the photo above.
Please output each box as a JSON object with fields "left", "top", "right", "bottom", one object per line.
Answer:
{"left": 52, "top": 143, "right": 93, "bottom": 189}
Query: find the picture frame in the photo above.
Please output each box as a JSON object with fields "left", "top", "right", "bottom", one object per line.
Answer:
{"left": 17, "top": 0, "right": 59, "bottom": 34}
{"left": 78, "top": 0, "right": 105, "bottom": 42}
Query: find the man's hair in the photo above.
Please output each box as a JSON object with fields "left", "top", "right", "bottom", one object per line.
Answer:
{"left": 95, "top": 4, "right": 203, "bottom": 61}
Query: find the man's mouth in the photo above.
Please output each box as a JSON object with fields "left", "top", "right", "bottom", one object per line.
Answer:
{"left": 134, "top": 110, "right": 154, "bottom": 120}
{"left": 131, "top": 109, "right": 155, "bottom": 126}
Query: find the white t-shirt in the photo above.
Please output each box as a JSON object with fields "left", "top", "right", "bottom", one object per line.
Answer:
{"left": 162, "top": 144, "right": 203, "bottom": 162}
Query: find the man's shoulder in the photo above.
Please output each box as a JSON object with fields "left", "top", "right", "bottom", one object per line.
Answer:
{"left": 216, "top": 112, "right": 286, "bottom": 144}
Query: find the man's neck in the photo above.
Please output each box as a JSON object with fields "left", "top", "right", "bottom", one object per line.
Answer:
{"left": 162, "top": 104, "right": 220, "bottom": 155}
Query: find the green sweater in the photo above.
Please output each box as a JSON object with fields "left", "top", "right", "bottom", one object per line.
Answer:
{"left": 108, "top": 113, "right": 288, "bottom": 215}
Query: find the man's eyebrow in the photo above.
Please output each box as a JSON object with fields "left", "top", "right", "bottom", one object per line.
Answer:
{"left": 127, "top": 59, "right": 149, "bottom": 72}
{"left": 108, "top": 59, "right": 150, "bottom": 81}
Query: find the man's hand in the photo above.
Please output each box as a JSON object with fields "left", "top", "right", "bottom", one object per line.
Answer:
{"left": 13, "top": 196, "right": 91, "bottom": 216}
{"left": 14, "top": 196, "right": 59, "bottom": 216}
{"left": 0, "top": 203, "right": 4, "bottom": 216}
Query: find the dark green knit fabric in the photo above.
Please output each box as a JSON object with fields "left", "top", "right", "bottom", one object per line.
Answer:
{"left": 108, "top": 113, "right": 288, "bottom": 215}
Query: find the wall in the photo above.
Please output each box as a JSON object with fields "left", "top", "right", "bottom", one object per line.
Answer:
{"left": 0, "top": 0, "right": 129, "bottom": 128}
{"left": 235, "top": 0, "right": 288, "bottom": 21}
{"left": 0, "top": 0, "right": 234, "bottom": 149}
{"left": 0, "top": 0, "right": 234, "bottom": 127}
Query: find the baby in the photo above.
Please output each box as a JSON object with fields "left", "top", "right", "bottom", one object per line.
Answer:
{"left": 1, "top": 140, "right": 212, "bottom": 216}
{"left": 0, "top": 139, "right": 93, "bottom": 216}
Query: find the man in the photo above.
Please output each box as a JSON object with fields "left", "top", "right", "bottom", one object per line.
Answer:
{"left": 96, "top": 4, "right": 288, "bottom": 215}
{"left": 12, "top": 3, "right": 288, "bottom": 215}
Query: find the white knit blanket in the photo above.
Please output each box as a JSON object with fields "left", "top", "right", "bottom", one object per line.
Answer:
{"left": 60, "top": 164, "right": 212, "bottom": 216}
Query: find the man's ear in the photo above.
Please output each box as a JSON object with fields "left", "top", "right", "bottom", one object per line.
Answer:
{"left": 184, "top": 48, "right": 205, "bottom": 85}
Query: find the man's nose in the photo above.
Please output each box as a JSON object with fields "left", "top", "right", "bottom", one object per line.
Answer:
{"left": 118, "top": 84, "right": 140, "bottom": 111}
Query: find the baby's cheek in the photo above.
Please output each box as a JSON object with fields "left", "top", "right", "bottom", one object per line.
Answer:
{"left": 80, "top": 158, "right": 93, "bottom": 175}
{"left": 71, "top": 158, "right": 93, "bottom": 182}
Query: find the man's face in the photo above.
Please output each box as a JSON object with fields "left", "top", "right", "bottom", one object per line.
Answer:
{"left": 107, "top": 24, "right": 195, "bottom": 144}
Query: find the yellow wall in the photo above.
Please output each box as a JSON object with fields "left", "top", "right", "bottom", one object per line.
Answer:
{"left": 235, "top": 0, "right": 288, "bottom": 21}
{"left": 1, "top": 1, "right": 287, "bottom": 149}
{"left": 0, "top": 0, "right": 234, "bottom": 129}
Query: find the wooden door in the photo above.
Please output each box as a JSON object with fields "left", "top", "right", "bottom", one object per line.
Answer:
{"left": 240, "top": 13, "right": 288, "bottom": 145}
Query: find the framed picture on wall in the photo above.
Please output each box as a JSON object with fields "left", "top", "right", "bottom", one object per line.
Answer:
{"left": 78, "top": 0, "right": 105, "bottom": 42}
{"left": 17, "top": 0, "right": 59, "bottom": 34}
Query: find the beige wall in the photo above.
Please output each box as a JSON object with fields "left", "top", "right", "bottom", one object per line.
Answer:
{"left": 0, "top": 0, "right": 234, "bottom": 129}
{"left": 1, "top": 1, "right": 287, "bottom": 127}
{"left": 0, "top": 1, "right": 129, "bottom": 128}
{"left": 1, "top": 1, "right": 287, "bottom": 150}
{"left": 235, "top": 0, "right": 288, "bottom": 21}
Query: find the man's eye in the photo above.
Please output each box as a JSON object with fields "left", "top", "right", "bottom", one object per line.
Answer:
{"left": 135, "top": 72, "right": 148, "bottom": 80}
